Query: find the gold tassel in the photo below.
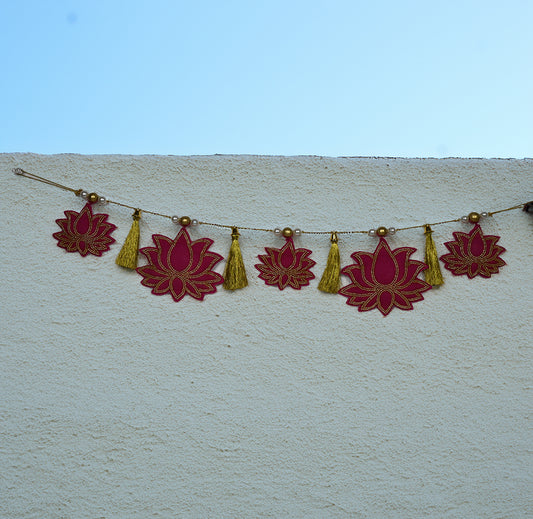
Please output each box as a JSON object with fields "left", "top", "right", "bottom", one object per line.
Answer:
{"left": 424, "top": 224, "right": 444, "bottom": 286}
{"left": 318, "top": 232, "right": 341, "bottom": 293}
{"left": 115, "top": 209, "right": 141, "bottom": 269}
{"left": 223, "top": 227, "right": 248, "bottom": 290}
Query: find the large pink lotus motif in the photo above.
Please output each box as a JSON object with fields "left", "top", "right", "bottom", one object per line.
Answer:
{"left": 255, "top": 238, "right": 316, "bottom": 290}
{"left": 339, "top": 238, "right": 432, "bottom": 316}
{"left": 440, "top": 224, "right": 506, "bottom": 278}
{"left": 137, "top": 228, "right": 224, "bottom": 302}
{"left": 53, "top": 202, "right": 117, "bottom": 256}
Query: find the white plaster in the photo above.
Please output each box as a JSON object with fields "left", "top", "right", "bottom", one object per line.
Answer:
{"left": 1, "top": 154, "right": 532, "bottom": 518}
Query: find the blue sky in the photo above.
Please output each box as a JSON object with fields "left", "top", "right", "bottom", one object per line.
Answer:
{"left": 1, "top": 0, "right": 532, "bottom": 157}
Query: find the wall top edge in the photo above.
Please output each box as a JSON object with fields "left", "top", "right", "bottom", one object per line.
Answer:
{"left": 1, "top": 152, "right": 532, "bottom": 161}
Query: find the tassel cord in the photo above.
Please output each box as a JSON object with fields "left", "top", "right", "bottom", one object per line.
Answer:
{"left": 14, "top": 169, "right": 528, "bottom": 235}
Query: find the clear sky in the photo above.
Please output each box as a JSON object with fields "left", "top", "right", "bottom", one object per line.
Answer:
{"left": 1, "top": 0, "right": 532, "bottom": 157}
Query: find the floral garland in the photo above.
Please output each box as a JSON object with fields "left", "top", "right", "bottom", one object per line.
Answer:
{"left": 14, "top": 168, "right": 532, "bottom": 316}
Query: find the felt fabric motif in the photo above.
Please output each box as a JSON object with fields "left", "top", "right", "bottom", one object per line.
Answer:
{"left": 255, "top": 237, "right": 316, "bottom": 290}
{"left": 339, "top": 238, "right": 432, "bottom": 315}
{"left": 53, "top": 202, "right": 117, "bottom": 256}
{"left": 440, "top": 224, "right": 506, "bottom": 278}
{"left": 137, "top": 227, "right": 224, "bottom": 301}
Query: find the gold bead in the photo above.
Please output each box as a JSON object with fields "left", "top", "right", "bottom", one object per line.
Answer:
{"left": 179, "top": 216, "right": 191, "bottom": 227}
{"left": 282, "top": 227, "right": 294, "bottom": 238}
{"left": 87, "top": 192, "right": 99, "bottom": 203}
{"left": 468, "top": 212, "right": 480, "bottom": 223}
{"left": 376, "top": 226, "right": 388, "bottom": 237}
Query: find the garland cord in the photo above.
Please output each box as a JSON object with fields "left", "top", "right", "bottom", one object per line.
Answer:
{"left": 13, "top": 168, "right": 527, "bottom": 235}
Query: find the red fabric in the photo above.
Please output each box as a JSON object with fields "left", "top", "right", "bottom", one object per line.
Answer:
{"left": 339, "top": 238, "right": 431, "bottom": 316}
{"left": 440, "top": 224, "right": 506, "bottom": 278}
{"left": 137, "top": 227, "right": 223, "bottom": 302}
{"left": 53, "top": 202, "right": 116, "bottom": 257}
{"left": 255, "top": 237, "right": 315, "bottom": 290}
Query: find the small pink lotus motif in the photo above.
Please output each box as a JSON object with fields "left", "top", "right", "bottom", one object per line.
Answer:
{"left": 440, "top": 224, "right": 506, "bottom": 278}
{"left": 53, "top": 202, "right": 116, "bottom": 256}
{"left": 137, "top": 228, "right": 223, "bottom": 302}
{"left": 255, "top": 238, "right": 316, "bottom": 290}
{"left": 339, "top": 238, "right": 432, "bottom": 316}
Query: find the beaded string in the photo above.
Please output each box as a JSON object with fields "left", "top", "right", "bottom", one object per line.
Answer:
{"left": 13, "top": 168, "right": 528, "bottom": 237}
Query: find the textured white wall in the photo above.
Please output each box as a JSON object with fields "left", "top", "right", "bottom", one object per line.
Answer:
{"left": 1, "top": 154, "right": 532, "bottom": 518}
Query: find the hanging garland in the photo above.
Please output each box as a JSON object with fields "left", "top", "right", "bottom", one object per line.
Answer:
{"left": 14, "top": 168, "right": 531, "bottom": 316}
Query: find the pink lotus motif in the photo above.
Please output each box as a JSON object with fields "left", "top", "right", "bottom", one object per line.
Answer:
{"left": 339, "top": 238, "right": 432, "bottom": 316}
{"left": 440, "top": 224, "right": 506, "bottom": 278}
{"left": 137, "top": 228, "right": 223, "bottom": 302}
{"left": 53, "top": 202, "right": 116, "bottom": 256}
{"left": 255, "top": 238, "right": 315, "bottom": 290}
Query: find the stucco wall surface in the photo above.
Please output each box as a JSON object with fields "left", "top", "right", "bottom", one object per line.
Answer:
{"left": 1, "top": 153, "right": 532, "bottom": 518}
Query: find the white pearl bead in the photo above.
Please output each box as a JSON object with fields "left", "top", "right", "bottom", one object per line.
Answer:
{"left": 191, "top": 219, "right": 199, "bottom": 226}
{"left": 293, "top": 228, "right": 302, "bottom": 236}
{"left": 171, "top": 215, "right": 180, "bottom": 224}
{"left": 388, "top": 227, "right": 396, "bottom": 235}
{"left": 461, "top": 215, "right": 468, "bottom": 223}
{"left": 368, "top": 229, "right": 376, "bottom": 236}
{"left": 481, "top": 212, "right": 488, "bottom": 218}
{"left": 80, "top": 190, "right": 88, "bottom": 199}
{"left": 274, "top": 228, "right": 282, "bottom": 235}
{"left": 98, "top": 196, "right": 107, "bottom": 204}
